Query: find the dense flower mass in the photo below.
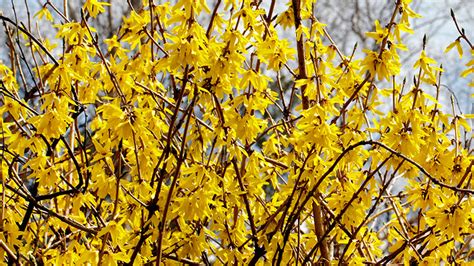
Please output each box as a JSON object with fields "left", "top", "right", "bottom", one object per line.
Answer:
{"left": 0, "top": 0, "right": 473, "bottom": 265}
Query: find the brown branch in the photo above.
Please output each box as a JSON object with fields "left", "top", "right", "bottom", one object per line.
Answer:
{"left": 339, "top": 158, "right": 405, "bottom": 261}
{"left": 0, "top": 239, "right": 18, "bottom": 264}
{"left": 0, "top": 15, "right": 59, "bottom": 66}
{"left": 149, "top": 0, "right": 155, "bottom": 61}
{"left": 81, "top": 11, "right": 126, "bottom": 102}
{"left": 292, "top": 0, "right": 309, "bottom": 109}
{"left": 450, "top": 9, "right": 474, "bottom": 49}
{"left": 282, "top": 140, "right": 473, "bottom": 264}
{"left": 302, "top": 154, "right": 392, "bottom": 263}
{"left": 272, "top": 147, "right": 316, "bottom": 264}
{"left": 156, "top": 92, "right": 197, "bottom": 264}
{"left": 311, "top": 201, "right": 330, "bottom": 264}
{"left": 376, "top": 227, "right": 432, "bottom": 264}
{"left": 232, "top": 160, "right": 256, "bottom": 233}
{"left": 7, "top": 182, "right": 98, "bottom": 234}
{"left": 206, "top": 0, "right": 222, "bottom": 38}
{"left": 161, "top": 254, "right": 200, "bottom": 265}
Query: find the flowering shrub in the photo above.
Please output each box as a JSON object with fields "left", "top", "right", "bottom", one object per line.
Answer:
{"left": 0, "top": 0, "right": 473, "bottom": 264}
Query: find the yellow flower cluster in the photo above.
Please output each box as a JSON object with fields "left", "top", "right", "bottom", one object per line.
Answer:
{"left": 0, "top": 0, "right": 473, "bottom": 265}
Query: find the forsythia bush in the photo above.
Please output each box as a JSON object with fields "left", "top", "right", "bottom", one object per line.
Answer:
{"left": 0, "top": 0, "right": 473, "bottom": 264}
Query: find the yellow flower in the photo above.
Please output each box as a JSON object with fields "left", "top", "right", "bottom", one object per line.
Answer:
{"left": 361, "top": 47, "right": 400, "bottom": 81}
{"left": 83, "top": 0, "right": 110, "bottom": 18}
{"left": 366, "top": 20, "right": 388, "bottom": 44}
{"left": 34, "top": 6, "right": 54, "bottom": 22}
{"left": 256, "top": 37, "right": 295, "bottom": 70}
{"left": 276, "top": 7, "right": 294, "bottom": 29}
